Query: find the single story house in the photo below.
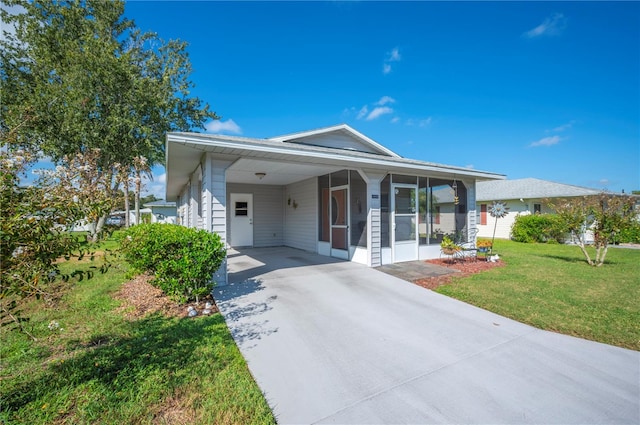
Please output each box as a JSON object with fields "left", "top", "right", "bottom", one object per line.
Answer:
{"left": 143, "top": 200, "right": 177, "bottom": 224}
{"left": 165, "top": 124, "right": 504, "bottom": 285}
{"left": 475, "top": 178, "right": 604, "bottom": 240}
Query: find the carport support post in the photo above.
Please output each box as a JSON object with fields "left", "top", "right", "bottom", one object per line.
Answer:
{"left": 202, "top": 153, "right": 234, "bottom": 287}
{"left": 362, "top": 171, "right": 386, "bottom": 267}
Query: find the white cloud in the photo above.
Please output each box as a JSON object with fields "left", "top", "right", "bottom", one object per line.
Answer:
{"left": 551, "top": 120, "right": 576, "bottom": 132}
{"left": 366, "top": 106, "right": 393, "bottom": 121}
{"left": 530, "top": 135, "right": 562, "bottom": 147}
{"left": 140, "top": 172, "right": 166, "bottom": 200}
{"left": 405, "top": 117, "right": 433, "bottom": 127}
{"left": 524, "top": 13, "right": 567, "bottom": 38}
{"left": 383, "top": 47, "right": 401, "bottom": 74}
{"left": 205, "top": 119, "right": 242, "bottom": 134}
{"left": 465, "top": 164, "right": 474, "bottom": 169}
{"left": 376, "top": 96, "right": 396, "bottom": 106}
{"left": 387, "top": 47, "right": 401, "bottom": 62}
{"left": 353, "top": 96, "right": 397, "bottom": 121}
{"left": 356, "top": 105, "right": 368, "bottom": 120}
{"left": 391, "top": 117, "right": 400, "bottom": 124}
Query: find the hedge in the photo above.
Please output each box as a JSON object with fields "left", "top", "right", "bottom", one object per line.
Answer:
{"left": 119, "top": 224, "right": 226, "bottom": 303}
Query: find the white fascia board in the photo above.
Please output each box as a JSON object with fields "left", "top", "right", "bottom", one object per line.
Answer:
{"left": 167, "top": 133, "right": 505, "bottom": 181}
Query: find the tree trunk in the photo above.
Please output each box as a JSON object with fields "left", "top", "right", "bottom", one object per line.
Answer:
{"left": 123, "top": 182, "right": 130, "bottom": 228}
{"left": 134, "top": 169, "right": 141, "bottom": 225}
{"left": 595, "top": 243, "right": 609, "bottom": 267}
{"left": 573, "top": 231, "right": 594, "bottom": 265}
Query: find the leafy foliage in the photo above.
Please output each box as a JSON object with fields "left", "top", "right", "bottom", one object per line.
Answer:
{"left": 119, "top": 224, "right": 226, "bottom": 303}
{"left": 1, "top": 0, "right": 218, "bottom": 235}
{"left": 0, "top": 147, "right": 110, "bottom": 338}
{"left": 511, "top": 213, "right": 565, "bottom": 244}
{"left": 440, "top": 235, "right": 461, "bottom": 252}
{"left": 615, "top": 219, "right": 640, "bottom": 244}
{"left": 546, "top": 194, "right": 638, "bottom": 266}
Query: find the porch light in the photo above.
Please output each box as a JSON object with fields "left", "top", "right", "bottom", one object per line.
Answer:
{"left": 255, "top": 172, "right": 266, "bottom": 180}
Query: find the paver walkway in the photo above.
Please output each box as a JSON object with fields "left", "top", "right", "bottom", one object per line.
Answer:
{"left": 375, "top": 260, "right": 457, "bottom": 281}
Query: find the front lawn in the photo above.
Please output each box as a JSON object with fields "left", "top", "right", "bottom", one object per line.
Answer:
{"left": 435, "top": 240, "right": 640, "bottom": 350}
{"left": 0, "top": 246, "right": 275, "bottom": 424}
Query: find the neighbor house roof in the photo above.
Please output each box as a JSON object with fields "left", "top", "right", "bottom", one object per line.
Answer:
{"left": 143, "top": 200, "right": 176, "bottom": 208}
{"left": 476, "top": 178, "right": 603, "bottom": 202}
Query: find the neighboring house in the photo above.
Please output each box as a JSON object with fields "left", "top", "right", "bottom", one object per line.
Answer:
{"left": 143, "top": 200, "right": 177, "bottom": 224}
{"left": 165, "top": 124, "right": 504, "bottom": 285}
{"left": 475, "top": 178, "right": 604, "bottom": 240}
{"left": 111, "top": 208, "right": 153, "bottom": 225}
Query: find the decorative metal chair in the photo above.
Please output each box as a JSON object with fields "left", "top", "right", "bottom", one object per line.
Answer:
{"left": 455, "top": 228, "right": 479, "bottom": 261}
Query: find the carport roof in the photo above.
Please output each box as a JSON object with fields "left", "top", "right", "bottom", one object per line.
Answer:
{"left": 165, "top": 125, "right": 505, "bottom": 200}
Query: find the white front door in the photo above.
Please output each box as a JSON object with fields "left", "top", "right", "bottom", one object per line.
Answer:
{"left": 392, "top": 184, "right": 418, "bottom": 262}
{"left": 230, "top": 193, "right": 253, "bottom": 247}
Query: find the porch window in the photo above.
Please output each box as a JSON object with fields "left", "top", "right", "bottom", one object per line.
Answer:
{"left": 427, "top": 178, "right": 466, "bottom": 244}
{"left": 318, "top": 174, "right": 330, "bottom": 242}
{"left": 392, "top": 174, "right": 417, "bottom": 185}
{"left": 419, "top": 177, "right": 428, "bottom": 244}
{"left": 380, "top": 175, "right": 391, "bottom": 247}
{"left": 330, "top": 170, "right": 348, "bottom": 187}
{"left": 350, "top": 170, "right": 367, "bottom": 247}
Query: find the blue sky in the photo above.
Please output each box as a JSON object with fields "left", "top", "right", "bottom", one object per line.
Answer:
{"left": 130, "top": 1, "right": 635, "bottom": 196}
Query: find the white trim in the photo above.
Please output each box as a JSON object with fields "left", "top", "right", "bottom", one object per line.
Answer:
{"left": 167, "top": 134, "right": 504, "bottom": 180}
{"left": 268, "top": 124, "right": 401, "bottom": 158}
{"left": 391, "top": 183, "right": 419, "bottom": 263}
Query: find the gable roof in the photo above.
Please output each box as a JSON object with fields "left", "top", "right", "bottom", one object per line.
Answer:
{"left": 165, "top": 126, "right": 506, "bottom": 199}
{"left": 268, "top": 124, "right": 401, "bottom": 157}
{"left": 476, "top": 178, "right": 603, "bottom": 202}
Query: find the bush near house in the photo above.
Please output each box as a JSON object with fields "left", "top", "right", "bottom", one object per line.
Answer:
{"left": 511, "top": 214, "right": 565, "bottom": 243}
{"left": 119, "top": 224, "right": 225, "bottom": 303}
{"left": 615, "top": 219, "right": 640, "bottom": 244}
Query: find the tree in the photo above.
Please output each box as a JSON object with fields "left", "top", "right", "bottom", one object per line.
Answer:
{"left": 546, "top": 194, "right": 637, "bottom": 266}
{"left": 1, "top": 0, "right": 218, "bottom": 240}
{"left": 0, "top": 144, "right": 81, "bottom": 338}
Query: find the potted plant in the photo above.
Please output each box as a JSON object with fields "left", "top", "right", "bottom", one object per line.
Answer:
{"left": 440, "top": 236, "right": 461, "bottom": 255}
{"left": 477, "top": 239, "right": 492, "bottom": 253}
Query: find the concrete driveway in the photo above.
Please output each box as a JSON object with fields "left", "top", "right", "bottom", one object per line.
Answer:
{"left": 213, "top": 247, "right": 639, "bottom": 425}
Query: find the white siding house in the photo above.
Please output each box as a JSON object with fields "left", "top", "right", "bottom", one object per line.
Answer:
{"left": 165, "top": 124, "right": 505, "bottom": 285}
{"left": 475, "top": 178, "right": 604, "bottom": 240}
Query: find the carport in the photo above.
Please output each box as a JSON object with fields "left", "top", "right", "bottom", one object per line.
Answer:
{"left": 214, "top": 247, "right": 639, "bottom": 425}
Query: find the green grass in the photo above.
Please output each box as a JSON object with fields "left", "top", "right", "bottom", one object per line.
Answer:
{"left": 436, "top": 240, "right": 640, "bottom": 350}
{"left": 1, "top": 255, "right": 275, "bottom": 424}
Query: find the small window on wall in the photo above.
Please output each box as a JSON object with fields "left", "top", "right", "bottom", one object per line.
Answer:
{"left": 534, "top": 203, "right": 541, "bottom": 214}
{"left": 235, "top": 202, "right": 248, "bottom": 216}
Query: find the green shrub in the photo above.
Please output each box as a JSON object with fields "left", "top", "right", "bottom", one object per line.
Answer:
{"left": 615, "top": 219, "right": 640, "bottom": 244}
{"left": 119, "top": 224, "right": 226, "bottom": 303}
{"left": 511, "top": 214, "right": 566, "bottom": 243}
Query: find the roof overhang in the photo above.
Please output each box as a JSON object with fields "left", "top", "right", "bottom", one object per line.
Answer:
{"left": 166, "top": 132, "right": 505, "bottom": 201}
